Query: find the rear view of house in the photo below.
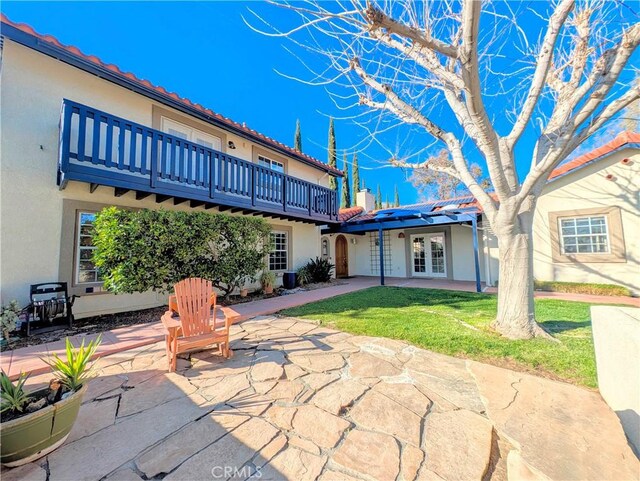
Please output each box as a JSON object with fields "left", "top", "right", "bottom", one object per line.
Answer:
{"left": 0, "top": 15, "right": 342, "bottom": 318}
{"left": 325, "top": 133, "right": 640, "bottom": 296}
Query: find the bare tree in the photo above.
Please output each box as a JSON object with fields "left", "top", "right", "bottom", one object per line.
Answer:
{"left": 247, "top": 0, "right": 640, "bottom": 339}
{"left": 411, "top": 149, "right": 489, "bottom": 200}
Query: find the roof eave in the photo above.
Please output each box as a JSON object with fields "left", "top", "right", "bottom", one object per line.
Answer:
{"left": 1, "top": 22, "right": 343, "bottom": 178}
{"left": 549, "top": 141, "right": 640, "bottom": 182}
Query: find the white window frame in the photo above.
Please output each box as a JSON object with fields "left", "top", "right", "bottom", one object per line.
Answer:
{"left": 257, "top": 155, "right": 285, "bottom": 173}
{"left": 558, "top": 215, "right": 610, "bottom": 255}
{"left": 160, "top": 117, "right": 222, "bottom": 151}
{"left": 269, "top": 231, "right": 289, "bottom": 271}
{"left": 75, "top": 211, "right": 102, "bottom": 285}
{"left": 410, "top": 233, "right": 447, "bottom": 278}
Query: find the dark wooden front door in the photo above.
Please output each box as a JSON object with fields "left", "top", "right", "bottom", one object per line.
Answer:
{"left": 336, "top": 235, "right": 348, "bottom": 278}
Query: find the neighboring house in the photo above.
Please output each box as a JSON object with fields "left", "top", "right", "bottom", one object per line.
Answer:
{"left": 0, "top": 16, "right": 342, "bottom": 318}
{"left": 324, "top": 132, "right": 640, "bottom": 295}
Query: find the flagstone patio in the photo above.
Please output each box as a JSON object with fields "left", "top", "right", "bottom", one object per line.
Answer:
{"left": 5, "top": 315, "right": 638, "bottom": 481}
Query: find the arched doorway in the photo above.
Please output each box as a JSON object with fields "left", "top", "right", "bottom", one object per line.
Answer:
{"left": 335, "top": 235, "right": 349, "bottom": 278}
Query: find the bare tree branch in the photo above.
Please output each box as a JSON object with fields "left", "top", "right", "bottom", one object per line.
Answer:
{"left": 507, "top": 0, "right": 575, "bottom": 147}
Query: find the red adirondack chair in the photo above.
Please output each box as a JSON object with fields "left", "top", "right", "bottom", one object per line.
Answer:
{"left": 161, "top": 278, "right": 239, "bottom": 372}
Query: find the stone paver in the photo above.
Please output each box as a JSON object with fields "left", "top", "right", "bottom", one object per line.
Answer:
{"left": 333, "top": 429, "right": 401, "bottom": 481}
{"left": 468, "top": 360, "right": 640, "bottom": 481}
{"left": 7, "top": 315, "right": 637, "bottom": 481}
{"left": 423, "top": 409, "right": 494, "bottom": 480}
{"left": 311, "top": 378, "right": 368, "bottom": 415}
{"left": 291, "top": 405, "right": 351, "bottom": 449}
{"left": 348, "top": 352, "right": 403, "bottom": 378}
{"left": 67, "top": 396, "right": 119, "bottom": 443}
{"left": 350, "top": 389, "right": 422, "bottom": 446}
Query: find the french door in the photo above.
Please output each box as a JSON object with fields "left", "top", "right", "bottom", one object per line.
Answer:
{"left": 411, "top": 233, "right": 447, "bottom": 277}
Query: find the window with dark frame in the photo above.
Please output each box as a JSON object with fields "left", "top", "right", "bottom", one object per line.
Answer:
{"left": 269, "top": 231, "right": 288, "bottom": 271}
{"left": 559, "top": 216, "right": 610, "bottom": 254}
{"left": 75, "top": 211, "right": 103, "bottom": 284}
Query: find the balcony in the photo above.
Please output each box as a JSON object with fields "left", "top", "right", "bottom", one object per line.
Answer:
{"left": 58, "top": 100, "right": 338, "bottom": 224}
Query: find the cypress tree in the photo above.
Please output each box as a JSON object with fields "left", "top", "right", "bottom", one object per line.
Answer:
{"left": 376, "top": 185, "right": 382, "bottom": 210}
{"left": 341, "top": 153, "right": 351, "bottom": 208}
{"left": 294, "top": 119, "right": 302, "bottom": 152}
{"left": 394, "top": 185, "right": 400, "bottom": 207}
{"left": 328, "top": 118, "right": 337, "bottom": 192}
{"left": 352, "top": 153, "right": 360, "bottom": 202}
{"left": 385, "top": 195, "right": 389, "bottom": 209}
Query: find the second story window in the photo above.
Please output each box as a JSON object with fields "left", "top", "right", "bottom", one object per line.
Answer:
{"left": 258, "top": 155, "right": 285, "bottom": 173}
{"left": 161, "top": 117, "right": 222, "bottom": 151}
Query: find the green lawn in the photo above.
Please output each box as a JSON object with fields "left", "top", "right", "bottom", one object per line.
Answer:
{"left": 281, "top": 287, "right": 600, "bottom": 387}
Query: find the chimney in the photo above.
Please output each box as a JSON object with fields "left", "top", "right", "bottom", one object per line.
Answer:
{"left": 356, "top": 188, "right": 375, "bottom": 213}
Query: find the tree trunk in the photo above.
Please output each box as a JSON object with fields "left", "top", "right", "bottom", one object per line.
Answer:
{"left": 491, "top": 224, "right": 552, "bottom": 340}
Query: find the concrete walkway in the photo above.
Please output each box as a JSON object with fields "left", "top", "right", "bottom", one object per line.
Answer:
{"left": 6, "top": 316, "right": 638, "bottom": 481}
{"left": 2, "top": 276, "right": 636, "bottom": 379}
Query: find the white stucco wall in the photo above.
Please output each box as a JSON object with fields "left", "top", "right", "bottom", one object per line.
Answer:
{"left": 0, "top": 40, "right": 323, "bottom": 317}
{"left": 533, "top": 148, "right": 640, "bottom": 294}
{"left": 326, "top": 226, "right": 488, "bottom": 282}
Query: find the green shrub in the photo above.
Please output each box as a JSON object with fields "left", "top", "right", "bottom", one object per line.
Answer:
{"left": 93, "top": 208, "right": 271, "bottom": 298}
{"left": 296, "top": 266, "right": 311, "bottom": 286}
{"left": 0, "top": 372, "right": 32, "bottom": 414}
{"left": 42, "top": 336, "right": 101, "bottom": 391}
{"left": 534, "top": 280, "right": 631, "bottom": 297}
{"left": 1, "top": 300, "right": 21, "bottom": 341}
{"left": 303, "top": 257, "right": 335, "bottom": 283}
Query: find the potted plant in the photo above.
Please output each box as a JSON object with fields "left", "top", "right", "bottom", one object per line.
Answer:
{"left": 1, "top": 336, "right": 101, "bottom": 467}
{"left": 260, "top": 271, "right": 276, "bottom": 295}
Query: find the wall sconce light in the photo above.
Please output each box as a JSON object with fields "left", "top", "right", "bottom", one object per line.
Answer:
{"left": 398, "top": 232, "right": 406, "bottom": 239}
{"left": 351, "top": 238, "right": 357, "bottom": 245}
{"left": 228, "top": 141, "right": 236, "bottom": 149}
{"left": 605, "top": 173, "right": 615, "bottom": 181}
{"left": 621, "top": 158, "right": 631, "bottom": 165}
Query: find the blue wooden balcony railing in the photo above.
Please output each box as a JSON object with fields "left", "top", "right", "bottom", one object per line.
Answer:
{"left": 58, "top": 99, "right": 338, "bottom": 223}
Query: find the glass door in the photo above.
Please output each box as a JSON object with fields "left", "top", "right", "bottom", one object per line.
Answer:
{"left": 411, "top": 233, "right": 446, "bottom": 277}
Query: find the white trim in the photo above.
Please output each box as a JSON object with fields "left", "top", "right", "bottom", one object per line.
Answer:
{"left": 558, "top": 214, "right": 610, "bottom": 255}
{"left": 161, "top": 117, "right": 222, "bottom": 151}
{"left": 410, "top": 232, "right": 447, "bottom": 278}
{"left": 269, "top": 230, "right": 288, "bottom": 271}
{"left": 258, "top": 154, "right": 284, "bottom": 173}
{"left": 75, "top": 211, "right": 101, "bottom": 285}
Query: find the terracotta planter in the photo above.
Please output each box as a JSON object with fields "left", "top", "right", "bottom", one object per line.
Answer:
{"left": 240, "top": 289, "right": 248, "bottom": 298}
{"left": 263, "top": 286, "right": 274, "bottom": 295}
{"left": 1, "top": 384, "right": 87, "bottom": 467}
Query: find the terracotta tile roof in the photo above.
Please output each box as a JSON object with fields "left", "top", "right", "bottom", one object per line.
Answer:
{"left": 0, "top": 14, "right": 343, "bottom": 177}
{"left": 549, "top": 131, "right": 640, "bottom": 180}
{"left": 342, "top": 132, "right": 639, "bottom": 222}
{"left": 337, "top": 206, "right": 364, "bottom": 221}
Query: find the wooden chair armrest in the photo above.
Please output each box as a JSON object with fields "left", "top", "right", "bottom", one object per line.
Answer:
{"left": 161, "top": 310, "right": 181, "bottom": 333}
{"left": 219, "top": 306, "right": 240, "bottom": 331}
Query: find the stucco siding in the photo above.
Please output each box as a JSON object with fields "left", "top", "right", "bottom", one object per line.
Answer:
{"left": 0, "top": 40, "right": 323, "bottom": 317}
{"left": 533, "top": 148, "right": 639, "bottom": 294}
{"left": 329, "top": 226, "right": 487, "bottom": 282}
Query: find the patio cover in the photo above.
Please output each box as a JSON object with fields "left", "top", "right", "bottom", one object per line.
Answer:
{"left": 322, "top": 207, "right": 483, "bottom": 292}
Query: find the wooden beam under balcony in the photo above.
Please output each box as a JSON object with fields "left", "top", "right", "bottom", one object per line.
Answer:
{"left": 57, "top": 99, "right": 340, "bottom": 225}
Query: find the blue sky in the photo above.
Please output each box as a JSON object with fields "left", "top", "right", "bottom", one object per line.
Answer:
{"left": 2, "top": 2, "right": 635, "bottom": 205}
